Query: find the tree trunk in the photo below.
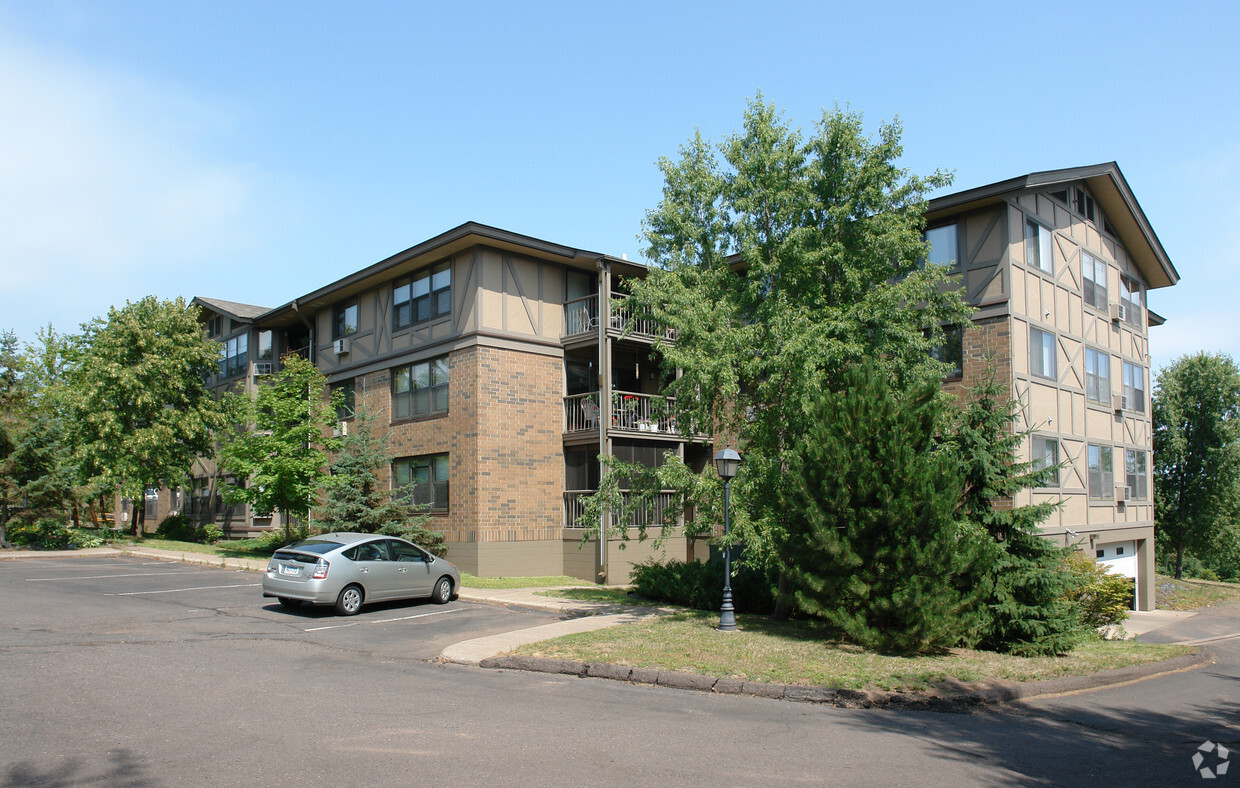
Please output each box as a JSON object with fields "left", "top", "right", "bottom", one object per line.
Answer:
{"left": 70, "top": 497, "right": 80, "bottom": 528}
{"left": 133, "top": 496, "right": 144, "bottom": 538}
{"left": 1174, "top": 539, "right": 1184, "bottom": 580}
{"left": 772, "top": 569, "right": 792, "bottom": 620}
{"left": 0, "top": 502, "right": 10, "bottom": 548}
{"left": 88, "top": 500, "right": 99, "bottom": 529}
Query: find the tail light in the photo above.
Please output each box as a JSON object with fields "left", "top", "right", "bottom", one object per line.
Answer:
{"left": 312, "top": 559, "right": 329, "bottom": 580}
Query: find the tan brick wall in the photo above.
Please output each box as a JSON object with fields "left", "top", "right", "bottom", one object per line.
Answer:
{"left": 355, "top": 344, "right": 564, "bottom": 574}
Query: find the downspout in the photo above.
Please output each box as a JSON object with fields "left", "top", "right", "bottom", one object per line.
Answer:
{"left": 290, "top": 298, "right": 317, "bottom": 534}
{"left": 597, "top": 258, "right": 612, "bottom": 583}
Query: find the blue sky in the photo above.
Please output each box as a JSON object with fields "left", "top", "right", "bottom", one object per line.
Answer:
{"left": 2, "top": 1, "right": 1237, "bottom": 376}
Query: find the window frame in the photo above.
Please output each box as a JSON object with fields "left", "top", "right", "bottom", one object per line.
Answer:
{"left": 1029, "top": 326, "right": 1057, "bottom": 380}
{"left": 1088, "top": 444, "right": 1114, "bottom": 501}
{"left": 1032, "top": 435, "right": 1060, "bottom": 487}
{"left": 391, "top": 356, "right": 449, "bottom": 421}
{"left": 1122, "top": 361, "right": 1146, "bottom": 414}
{"left": 1024, "top": 218, "right": 1054, "bottom": 274}
{"left": 1125, "top": 448, "right": 1149, "bottom": 500}
{"left": 1081, "top": 251, "right": 1109, "bottom": 311}
{"left": 923, "top": 223, "right": 960, "bottom": 269}
{"left": 393, "top": 261, "right": 452, "bottom": 331}
{"left": 928, "top": 324, "right": 963, "bottom": 378}
{"left": 332, "top": 379, "right": 356, "bottom": 421}
{"left": 392, "top": 453, "right": 450, "bottom": 513}
{"left": 1084, "top": 347, "right": 1111, "bottom": 406}
{"left": 1120, "top": 275, "right": 1144, "bottom": 328}
{"left": 220, "top": 333, "right": 249, "bottom": 378}
{"left": 333, "top": 300, "right": 359, "bottom": 340}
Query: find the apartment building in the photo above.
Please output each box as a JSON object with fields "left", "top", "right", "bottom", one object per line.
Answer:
{"left": 181, "top": 162, "right": 1177, "bottom": 601}
{"left": 924, "top": 163, "right": 1178, "bottom": 610}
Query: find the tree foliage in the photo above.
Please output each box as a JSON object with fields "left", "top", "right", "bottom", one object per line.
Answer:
{"left": 628, "top": 97, "right": 973, "bottom": 577}
{"left": 778, "top": 361, "right": 981, "bottom": 655}
{"left": 219, "top": 354, "right": 341, "bottom": 540}
{"left": 316, "top": 407, "right": 443, "bottom": 555}
{"left": 947, "top": 368, "right": 1085, "bottom": 656}
{"left": 1153, "top": 352, "right": 1240, "bottom": 579}
{"left": 66, "top": 298, "right": 225, "bottom": 535}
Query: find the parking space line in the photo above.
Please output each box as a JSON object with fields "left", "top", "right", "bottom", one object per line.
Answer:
{"left": 106, "top": 583, "right": 262, "bottom": 596}
{"left": 304, "top": 607, "right": 466, "bottom": 632}
{"left": 25, "top": 572, "right": 201, "bottom": 582}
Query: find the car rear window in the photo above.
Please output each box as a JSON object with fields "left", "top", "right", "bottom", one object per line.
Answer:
{"left": 273, "top": 540, "right": 339, "bottom": 561}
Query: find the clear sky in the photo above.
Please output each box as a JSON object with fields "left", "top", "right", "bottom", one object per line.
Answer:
{"left": 1, "top": 1, "right": 1237, "bottom": 376}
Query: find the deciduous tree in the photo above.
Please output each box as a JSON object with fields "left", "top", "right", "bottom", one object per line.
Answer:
{"left": 1153, "top": 352, "right": 1240, "bottom": 579}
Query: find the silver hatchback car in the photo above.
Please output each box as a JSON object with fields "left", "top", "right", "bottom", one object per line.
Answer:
{"left": 262, "top": 532, "right": 460, "bottom": 615}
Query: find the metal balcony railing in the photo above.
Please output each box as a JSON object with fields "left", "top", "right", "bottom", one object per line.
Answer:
{"left": 561, "top": 293, "right": 678, "bottom": 341}
{"left": 564, "top": 489, "right": 682, "bottom": 528}
{"left": 563, "top": 391, "right": 679, "bottom": 434}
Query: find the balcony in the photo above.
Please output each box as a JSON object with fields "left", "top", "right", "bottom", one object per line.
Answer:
{"left": 562, "top": 293, "right": 678, "bottom": 342}
{"left": 564, "top": 391, "right": 679, "bottom": 435}
{"left": 564, "top": 489, "right": 682, "bottom": 529}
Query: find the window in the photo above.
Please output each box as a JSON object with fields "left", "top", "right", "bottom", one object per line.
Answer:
{"left": 1122, "top": 361, "right": 1146, "bottom": 413}
{"left": 923, "top": 224, "right": 959, "bottom": 267}
{"left": 1120, "top": 275, "right": 1143, "bottom": 328}
{"left": 929, "top": 324, "right": 963, "bottom": 377}
{"left": 1024, "top": 219, "right": 1053, "bottom": 274}
{"left": 392, "top": 356, "right": 449, "bottom": 420}
{"left": 333, "top": 301, "right": 358, "bottom": 339}
{"left": 1088, "top": 444, "right": 1113, "bottom": 500}
{"left": 1030, "top": 327, "right": 1056, "bottom": 380}
{"left": 1115, "top": 546, "right": 1124, "bottom": 555}
{"left": 1081, "top": 252, "right": 1108, "bottom": 310}
{"left": 1085, "top": 348, "right": 1111, "bottom": 405}
{"left": 220, "top": 334, "right": 249, "bottom": 377}
{"left": 1032, "top": 436, "right": 1060, "bottom": 486}
{"left": 1096, "top": 549, "right": 1105, "bottom": 559}
{"left": 393, "top": 261, "right": 452, "bottom": 330}
{"left": 1125, "top": 449, "right": 1148, "bottom": 500}
{"left": 206, "top": 316, "right": 224, "bottom": 338}
{"left": 332, "top": 379, "right": 356, "bottom": 421}
{"left": 393, "top": 454, "right": 449, "bottom": 512}
{"left": 1073, "top": 187, "right": 1097, "bottom": 223}
{"left": 257, "top": 330, "right": 273, "bottom": 361}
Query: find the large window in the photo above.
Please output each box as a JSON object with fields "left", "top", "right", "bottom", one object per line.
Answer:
{"left": 1030, "top": 327, "right": 1056, "bottom": 380}
{"left": 1082, "top": 252, "right": 1108, "bottom": 310}
{"left": 393, "top": 261, "right": 452, "bottom": 330}
{"left": 1125, "top": 449, "right": 1148, "bottom": 500}
{"left": 220, "top": 334, "right": 248, "bottom": 377}
{"left": 1088, "top": 444, "right": 1113, "bottom": 500}
{"left": 393, "top": 454, "right": 449, "bottom": 512}
{"left": 1085, "top": 347, "right": 1111, "bottom": 406}
{"left": 1032, "top": 435, "right": 1060, "bottom": 486}
{"left": 923, "top": 224, "right": 959, "bottom": 268}
{"left": 1024, "top": 219, "right": 1053, "bottom": 274}
{"left": 1122, "top": 361, "right": 1146, "bottom": 413}
{"left": 333, "top": 301, "right": 358, "bottom": 339}
{"left": 257, "top": 330, "right": 273, "bottom": 361}
{"left": 392, "top": 357, "right": 449, "bottom": 420}
{"left": 1120, "top": 275, "right": 1143, "bottom": 328}
{"left": 929, "top": 324, "right": 964, "bottom": 378}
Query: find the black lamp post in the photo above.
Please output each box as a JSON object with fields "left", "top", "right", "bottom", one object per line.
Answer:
{"left": 714, "top": 447, "right": 742, "bottom": 632}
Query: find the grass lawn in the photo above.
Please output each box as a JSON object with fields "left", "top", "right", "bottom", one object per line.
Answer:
{"left": 1156, "top": 574, "right": 1240, "bottom": 610}
{"left": 509, "top": 610, "right": 1194, "bottom": 692}
{"left": 535, "top": 588, "right": 661, "bottom": 605}
{"left": 460, "top": 574, "right": 588, "bottom": 589}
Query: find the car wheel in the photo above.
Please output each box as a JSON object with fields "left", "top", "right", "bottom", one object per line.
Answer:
{"left": 277, "top": 597, "right": 301, "bottom": 610}
{"left": 432, "top": 577, "right": 453, "bottom": 605}
{"left": 335, "top": 584, "right": 364, "bottom": 616}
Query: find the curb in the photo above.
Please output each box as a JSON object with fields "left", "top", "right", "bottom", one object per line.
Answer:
{"left": 477, "top": 649, "right": 1213, "bottom": 711}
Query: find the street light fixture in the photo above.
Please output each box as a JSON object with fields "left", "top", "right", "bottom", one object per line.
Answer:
{"left": 714, "top": 447, "right": 742, "bottom": 632}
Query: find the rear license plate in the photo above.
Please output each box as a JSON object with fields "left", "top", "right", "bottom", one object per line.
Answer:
{"left": 279, "top": 565, "right": 300, "bottom": 576}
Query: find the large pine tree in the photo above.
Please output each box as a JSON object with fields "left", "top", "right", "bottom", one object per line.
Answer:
{"left": 948, "top": 368, "right": 1084, "bottom": 656}
{"left": 778, "top": 361, "right": 983, "bottom": 655}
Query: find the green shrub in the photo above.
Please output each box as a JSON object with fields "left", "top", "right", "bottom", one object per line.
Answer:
{"left": 67, "top": 528, "right": 105, "bottom": 549}
{"left": 200, "top": 523, "right": 223, "bottom": 544}
{"left": 1065, "top": 551, "right": 1133, "bottom": 628}
{"left": 631, "top": 558, "right": 775, "bottom": 613}
{"left": 156, "top": 514, "right": 198, "bottom": 542}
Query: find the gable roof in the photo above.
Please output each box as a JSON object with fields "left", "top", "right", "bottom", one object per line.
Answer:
{"left": 191, "top": 296, "right": 271, "bottom": 321}
{"left": 925, "top": 162, "right": 1179, "bottom": 290}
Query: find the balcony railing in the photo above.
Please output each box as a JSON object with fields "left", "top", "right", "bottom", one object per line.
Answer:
{"left": 563, "top": 391, "right": 679, "bottom": 434}
{"left": 564, "top": 489, "right": 682, "bottom": 529}
{"left": 561, "top": 293, "right": 678, "bottom": 341}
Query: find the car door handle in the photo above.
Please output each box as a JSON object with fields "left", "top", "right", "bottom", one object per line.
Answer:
{"left": 397, "top": 567, "right": 408, "bottom": 573}
{"left": 360, "top": 568, "right": 369, "bottom": 574}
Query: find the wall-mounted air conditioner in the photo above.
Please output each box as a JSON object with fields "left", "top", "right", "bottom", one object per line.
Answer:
{"left": 1109, "top": 303, "right": 1126, "bottom": 323}
{"left": 334, "top": 338, "right": 350, "bottom": 356}
{"left": 254, "top": 362, "right": 272, "bottom": 376}
{"left": 1115, "top": 485, "right": 1130, "bottom": 502}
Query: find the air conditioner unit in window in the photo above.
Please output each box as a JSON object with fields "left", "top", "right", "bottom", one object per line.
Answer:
{"left": 254, "top": 362, "right": 272, "bottom": 376}
{"left": 1115, "top": 485, "right": 1129, "bottom": 502}
{"left": 1109, "top": 303, "right": 1124, "bottom": 323}
{"left": 1112, "top": 393, "right": 1125, "bottom": 413}
{"left": 333, "top": 338, "right": 350, "bottom": 356}
{"left": 332, "top": 421, "right": 348, "bottom": 438}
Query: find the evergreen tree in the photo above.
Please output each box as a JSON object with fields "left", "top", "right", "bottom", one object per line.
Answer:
{"left": 315, "top": 408, "right": 443, "bottom": 555}
{"left": 778, "top": 361, "right": 982, "bottom": 655}
{"left": 948, "top": 368, "right": 1085, "bottom": 656}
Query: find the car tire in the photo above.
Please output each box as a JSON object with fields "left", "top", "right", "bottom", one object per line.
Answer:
{"left": 432, "top": 577, "right": 453, "bottom": 605}
{"left": 335, "top": 584, "right": 364, "bottom": 616}
{"left": 277, "top": 597, "right": 301, "bottom": 610}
